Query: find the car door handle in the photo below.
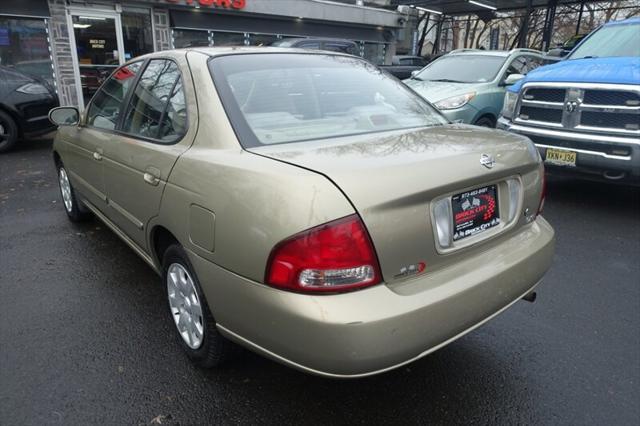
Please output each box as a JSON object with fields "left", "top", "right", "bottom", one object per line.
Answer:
{"left": 143, "top": 172, "right": 160, "bottom": 186}
{"left": 93, "top": 152, "right": 102, "bottom": 161}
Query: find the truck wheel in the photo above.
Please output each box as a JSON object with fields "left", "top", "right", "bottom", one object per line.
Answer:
{"left": 163, "top": 244, "right": 234, "bottom": 368}
{"left": 0, "top": 110, "right": 19, "bottom": 153}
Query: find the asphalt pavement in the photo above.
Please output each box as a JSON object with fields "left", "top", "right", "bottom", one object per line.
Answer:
{"left": 1, "top": 138, "right": 639, "bottom": 425}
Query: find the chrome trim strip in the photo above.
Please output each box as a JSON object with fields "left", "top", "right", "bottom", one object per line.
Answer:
{"left": 68, "top": 169, "right": 107, "bottom": 202}
{"left": 514, "top": 118, "right": 564, "bottom": 128}
{"left": 521, "top": 99, "right": 564, "bottom": 108}
{"left": 580, "top": 103, "right": 640, "bottom": 112}
{"left": 107, "top": 199, "right": 145, "bottom": 230}
{"left": 576, "top": 124, "right": 640, "bottom": 136}
{"left": 81, "top": 200, "right": 158, "bottom": 273}
{"left": 508, "top": 123, "right": 640, "bottom": 147}
{"left": 535, "top": 143, "right": 631, "bottom": 161}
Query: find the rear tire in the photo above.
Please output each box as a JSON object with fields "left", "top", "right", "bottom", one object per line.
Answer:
{"left": 56, "top": 162, "right": 92, "bottom": 222}
{"left": 474, "top": 116, "right": 496, "bottom": 128}
{"left": 163, "top": 244, "right": 234, "bottom": 368}
{"left": 0, "top": 110, "right": 19, "bottom": 153}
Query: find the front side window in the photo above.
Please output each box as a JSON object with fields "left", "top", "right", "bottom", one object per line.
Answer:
{"left": 569, "top": 22, "right": 640, "bottom": 59}
{"left": 505, "top": 57, "right": 528, "bottom": 76}
{"left": 87, "top": 61, "right": 142, "bottom": 130}
{"left": 210, "top": 53, "right": 447, "bottom": 147}
{"left": 122, "top": 59, "right": 186, "bottom": 142}
{"left": 415, "top": 55, "right": 506, "bottom": 83}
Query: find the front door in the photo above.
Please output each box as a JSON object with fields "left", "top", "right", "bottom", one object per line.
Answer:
{"left": 68, "top": 10, "right": 125, "bottom": 110}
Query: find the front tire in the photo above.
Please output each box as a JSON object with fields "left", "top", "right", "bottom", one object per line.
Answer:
{"left": 0, "top": 110, "right": 19, "bottom": 153}
{"left": 474, "top": 116, "right": 496, "bottom": 128}
{"left": 163, "top": 244, "right": 234, "bottom": 368}
{"left": 56, "top": 163, "right": 92, "bottom": 222}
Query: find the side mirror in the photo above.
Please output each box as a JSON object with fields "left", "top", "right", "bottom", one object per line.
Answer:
{"left": 49, "top": 106, "right": 79, "bottom": 126}
{"left": 503, "top": 73, "right": 525, "bottom": 86}
{"left": 411, "top": 70, "right": 420, "bottom": 78}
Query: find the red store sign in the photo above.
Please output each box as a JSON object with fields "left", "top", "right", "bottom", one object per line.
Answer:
{"left": 165, "top": 0, "right": 246, "bottom": 9}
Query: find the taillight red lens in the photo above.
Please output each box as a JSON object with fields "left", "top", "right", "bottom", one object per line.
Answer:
{"left": 537, "top": 167, "right": 547, "bottom": 216}
{"left": 265, "top": 214, "right": 382, "bottom": 293}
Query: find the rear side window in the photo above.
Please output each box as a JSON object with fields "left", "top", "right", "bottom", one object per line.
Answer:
{"left": 121, "top": 59, "right": 187, "bottom": 142}
{"left": 87, "top": 62, "right": 142, "bottom": 130}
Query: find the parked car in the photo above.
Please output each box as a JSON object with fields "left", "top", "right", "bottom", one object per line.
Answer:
{"left": 270, "top": 37, "right": 359, "bottom": 55}
{"left": 404, "top": 48, "right": 546, "bottom": 127}
{"left": 498, "top": 17, "right": 640, "bottom": 184}
{"left": 0, "top": 66, "right": 59, "bottom": 153}
{"left": 49, "top": 48, "right": 554, "bottom": 378}
{"left": 380, "top": 55, "right": 429, "bottom": 79}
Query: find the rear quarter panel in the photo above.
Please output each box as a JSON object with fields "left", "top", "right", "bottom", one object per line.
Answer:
{"left": 153, "top": 51, "right": 354, "bottom": 283}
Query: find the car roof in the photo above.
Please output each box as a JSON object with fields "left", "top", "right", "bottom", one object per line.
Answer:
{"left": 179, "top": 46, "right": 354, "bottom": 58}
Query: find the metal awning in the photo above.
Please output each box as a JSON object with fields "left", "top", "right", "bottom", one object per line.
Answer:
{"left": 392, "top": 0, "right": 602, "bottom": 16}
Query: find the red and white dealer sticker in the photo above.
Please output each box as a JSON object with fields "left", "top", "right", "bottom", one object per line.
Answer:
{"left": 451, "top": 184, "right": 500, "bottom": 241}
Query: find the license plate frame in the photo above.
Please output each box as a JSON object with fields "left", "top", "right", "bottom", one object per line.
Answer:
{"left": 451, "top": 184, "right": 500, "bottom": 242}
{"left": 545, "top": 148, "right": 577, "bottom": 167}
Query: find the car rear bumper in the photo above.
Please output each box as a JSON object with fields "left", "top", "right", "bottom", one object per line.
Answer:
{"left": 189, "top": 217, "right": 555, "bottom": 378}
{"left": 497, "top": 117, "right": 640, "bottom": 182}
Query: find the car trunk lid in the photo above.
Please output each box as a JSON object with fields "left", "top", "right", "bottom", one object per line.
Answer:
{"left": 250, "top": 124, "right": 543, "bottom": 285}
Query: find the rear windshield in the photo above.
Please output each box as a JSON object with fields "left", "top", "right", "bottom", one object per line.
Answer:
{"left": 209, "top": 53, "right": 447, "bottom": 147}
{"left": 569, "top": 22, "right": 640, "bottom": 59}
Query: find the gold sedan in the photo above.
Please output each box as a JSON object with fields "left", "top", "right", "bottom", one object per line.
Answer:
{"left": 49, "top": 48, "right": 554, "bottom": 378}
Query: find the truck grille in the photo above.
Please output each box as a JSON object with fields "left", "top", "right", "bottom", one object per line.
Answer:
{"left": 515, "top": 84, "right": 640, "bottom": 136}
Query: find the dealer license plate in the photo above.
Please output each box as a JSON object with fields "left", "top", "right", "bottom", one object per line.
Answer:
{"left": 545, "top": 148, "right": 577, "bottom": 167}
{"left": 452, "top": 185, "right": 500, "bottom": 242}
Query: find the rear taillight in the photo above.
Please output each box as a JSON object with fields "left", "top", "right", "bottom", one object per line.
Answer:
{"left": 537, "top": 167, "right": 547, "bottom": 216}
{"left": 265, "top": 214, "right": 382, "bottom": 293}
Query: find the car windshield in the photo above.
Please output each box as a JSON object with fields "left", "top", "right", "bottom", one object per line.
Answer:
{"left": 209, "top": 54, "right": 447, "bottom": 147}
{"left": 414, "top": 55, "right": 506, "bottom": 83}
{"left": 569, "top": 22, "right": 640, "bottom": 59}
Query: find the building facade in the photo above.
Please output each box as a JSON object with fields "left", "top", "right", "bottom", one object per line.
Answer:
{"left": 1, "top": 0, "right": 403, "bottom": 108}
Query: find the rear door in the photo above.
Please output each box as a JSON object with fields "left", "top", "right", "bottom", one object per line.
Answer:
{"left": 101, "top": 57, "right": 196, "bottom": 251}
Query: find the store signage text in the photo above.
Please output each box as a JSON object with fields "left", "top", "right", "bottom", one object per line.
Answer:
{"left": 165, "top": 0, "right": 246, "bottom": 9}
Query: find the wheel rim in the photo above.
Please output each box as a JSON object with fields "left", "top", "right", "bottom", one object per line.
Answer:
{"left": 167, "top": 263, "right": 204, "bottom": 350}
{"left": 0, "top": 123, "right": 6, "bottom": 142}
{"left": 58, "top": 167, "right": 73, "bottom": 213}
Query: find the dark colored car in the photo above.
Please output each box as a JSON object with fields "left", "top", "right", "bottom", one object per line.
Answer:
{"left": 0, "top": 66, "right": 59, "bottom": 153}
{"left": 380, "top": 55, "right": 429, "bottom": 79}
{"left": 270, "top": 38, "right": 360, "bottom": 55}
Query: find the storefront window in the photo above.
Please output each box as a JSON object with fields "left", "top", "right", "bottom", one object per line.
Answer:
{"left": 0, "top": 17, "right": 54, "bottom": 86}
{"left": 72, "top": 15, "right": 121, "bottom": 106}
{"left": 121, "top": 10, "right": 154, "bottom": 61}
{"left": 172, "top": 29, "right": 210, "bottom": 49}
{"left": 248, "top": 33, "right": 278, "bottom": 47}
{"left": 362, "top": 42, "right": 386, "bottom": 65}
{"left": 213, "top": 31, "right": 246, "bottom": 46}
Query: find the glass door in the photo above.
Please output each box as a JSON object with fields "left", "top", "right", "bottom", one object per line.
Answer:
{"left": 68, "top": 10, "right": 125, "bottom": 109}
